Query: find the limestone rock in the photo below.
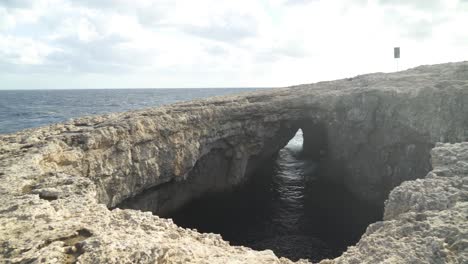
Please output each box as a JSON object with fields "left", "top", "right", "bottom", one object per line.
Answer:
{"left": 320, "top": 142, "right": 468, "bottom": 264}
{"left": 1, "top": 61, "right": 467, "bottom": 263}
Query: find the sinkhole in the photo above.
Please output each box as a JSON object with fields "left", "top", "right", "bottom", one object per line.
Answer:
{"left": 166, "top": 129, "right": 383, "bottom": 262}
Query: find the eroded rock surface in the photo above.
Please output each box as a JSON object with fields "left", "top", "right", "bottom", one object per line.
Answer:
{"left": 319, "top": 142, "right": 468, "bottom": 264}
{"left": 1, "top": 61, "right": 467, "bottom": 263}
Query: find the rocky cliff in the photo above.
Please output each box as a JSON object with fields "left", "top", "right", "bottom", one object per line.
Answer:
{"left": 0, "top": 61, "right": 467, "bottom": 263}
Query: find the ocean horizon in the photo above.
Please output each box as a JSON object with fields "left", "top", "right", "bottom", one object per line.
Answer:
{"left": 0, "top": 87, "right": 269, "bottom": 91}
{"left": 0, "top": 88, "right": 259, "bottom": 134}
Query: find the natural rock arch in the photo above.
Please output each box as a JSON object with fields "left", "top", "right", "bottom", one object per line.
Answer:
{"left": 1, "top": 61, "right": 467, "bottom": 263}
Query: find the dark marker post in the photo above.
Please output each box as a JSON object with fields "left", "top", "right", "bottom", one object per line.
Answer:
{"left": 394, "top": 47, "right": 400, "bottom": 71}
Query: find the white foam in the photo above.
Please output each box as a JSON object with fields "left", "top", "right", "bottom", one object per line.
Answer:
{"left": 285, "top": 129, "right": 303, "bottom": 152}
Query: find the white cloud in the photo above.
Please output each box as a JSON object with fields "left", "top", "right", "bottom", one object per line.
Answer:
{"left": 0, "top": 35, "right": 56, "bottom": 65}
{"left": 0, "top": 0, "right": 467, "bottom": 89}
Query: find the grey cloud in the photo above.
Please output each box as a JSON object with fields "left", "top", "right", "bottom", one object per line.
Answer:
{"left": 383, "top": 6, "right": 450, "bottom": 41}
{"left": 69, "top": 0, "right": 174, "bottom": 31}
{"left": 0, "top": 0, "right": 158, "bottom": 75}
{"left": 0, "top": 61, "right": 38, "bottom": 74}
{"left": 378, "top": 0, "right": 442, "bottom": 10}
{"left": 205, "top": 45, "right": 228, "bottom": 56}
{"left": 69, "top": 0, "right": 173, "bottom": 24}
{"left": 452, "top": 34, "right": 468, "bottom": 47}
{"left": 0, "top": 50, "right": 22, "bottom": 69}
{"left": 285, "top": 0, "right": 318, "bottom": 5}
{"left": 0, "top": 34, "right": 148, "bottom": 74}
{"left": 285, "top": 0, "right": 368, "bottom": 9}
{"left": 184, "top": 24, "right": 255, "bottom": 43}
{"left": 181, "top": 13, "right": 257, "bottom": 43}
{"left": 255, "top": 51, "right": 280, "bottom": 63}
{"left": 46, "top": 35, "right": 148, "bottom": 73}
{"left": 401, "top": 19, "right": 435, "bottom": 40}
{"left": 267, "top": 46, "right": 308, "bottom": 60}
{"left": 68, "top": 0, "right": 127, "bottom": 10}
{"left": 255, "top": 44, "right": 309, "bottom": 63}
{"left": 0, "top": 0, "right": 35, "bottom": 9}
{"left": 135, "top": 1, "right": 174, "bottom": 27}
{"left": 68, "top": 1, "right": 258, "bottom": 44}
{"left": 136, "top": 8, "right": 166, "bottom": 27}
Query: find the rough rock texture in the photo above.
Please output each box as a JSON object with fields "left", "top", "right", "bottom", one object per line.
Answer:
{"left": 320, "top": 142, "right": 468, "bottom": 264}
{"left": 0, "top": 61, "right": 467, "bottom": 263}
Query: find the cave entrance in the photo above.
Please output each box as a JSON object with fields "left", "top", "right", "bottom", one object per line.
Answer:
{"left": 168, "top": 128, "right": 383, "bottom": 262}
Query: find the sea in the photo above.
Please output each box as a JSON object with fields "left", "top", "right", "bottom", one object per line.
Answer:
{"left": 0, "top": 88, "right": 257, "bottom": 135}
{"left": 0, "top": 88, "right": 381, "bottom": 262}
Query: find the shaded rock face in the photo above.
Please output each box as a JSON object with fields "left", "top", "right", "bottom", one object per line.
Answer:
{"left": 118, "top": 64, "right": 467, "bottom": 213}
{"left": 0, "top": 61, "right": 467, "bottom": 263}
{"left": 326, "top": 142, "right": 468, "bottom": 264}
{"left": 118, "top": 122, "right": 301, "bottom": 215}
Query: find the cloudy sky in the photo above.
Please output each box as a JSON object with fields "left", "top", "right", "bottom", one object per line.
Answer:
{"left": 1, "top": 0, "right": 467, "bottom": 89}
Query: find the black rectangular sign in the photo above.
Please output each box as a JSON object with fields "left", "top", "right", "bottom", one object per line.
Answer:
{"left": 394, "top": 47, "right": 400, "bottom": 58}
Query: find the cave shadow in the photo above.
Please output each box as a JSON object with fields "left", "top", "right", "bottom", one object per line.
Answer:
{"left": 299, "top": 121, "right": 384, "bottom": 253}
{"left": 167, "top": 126, "right": 383, "bottom": 262}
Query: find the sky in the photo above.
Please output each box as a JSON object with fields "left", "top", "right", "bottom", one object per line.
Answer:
{"left": 0, "top": 0, "right": 467, "bottom": 89}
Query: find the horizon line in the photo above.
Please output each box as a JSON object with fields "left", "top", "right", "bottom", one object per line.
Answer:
{"left": 0, "top": 87, "right": 275, "bottom": 91}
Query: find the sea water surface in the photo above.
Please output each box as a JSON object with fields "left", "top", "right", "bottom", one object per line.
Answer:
{"left": 0, "top": 88, "right": 257, "bottom": 134}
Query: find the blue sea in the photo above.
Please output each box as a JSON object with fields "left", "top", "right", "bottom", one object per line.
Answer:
{"left": 0, "top": 88, "right": 257, "bottom": 134}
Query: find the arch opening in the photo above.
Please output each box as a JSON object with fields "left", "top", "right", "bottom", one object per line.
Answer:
{"left": 166, "top": 128, "right": 383, "bottom": 262}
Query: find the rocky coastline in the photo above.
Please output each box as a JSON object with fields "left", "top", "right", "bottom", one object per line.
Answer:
{"left": 1, "top": 61, "right": 467, "bottom": 263}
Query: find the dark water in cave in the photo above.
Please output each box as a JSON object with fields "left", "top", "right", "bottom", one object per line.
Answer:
{"left": 169, "top": 130, "right": 383, "bottom": 262}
